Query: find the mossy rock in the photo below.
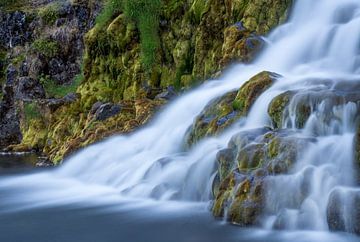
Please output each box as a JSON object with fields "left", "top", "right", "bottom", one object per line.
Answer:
{"left": 212, "top": 128, "right": 314, "bottom": 225}
{"left": 187, "top": 71, "right": 278, "bottom": 146}
{"left": 233, "top": 71, "right": 279, "bottom": 113}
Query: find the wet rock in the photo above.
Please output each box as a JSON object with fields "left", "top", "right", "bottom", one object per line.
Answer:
{"left": 268, "top": 81, "right": 360, "bottom": 129}
{"left": 327, "top": 189, "right": 360, "bottom": 235}
{"left": 220, "top": 22, "right": 264, "bottom": 67}
{"left": 212, "top": 128, "right": 314, "bottom": 225}
{"left": 186, "top": 71, "right": 278, "bottom": 146}
{"left": 94, "top": 103, "right": 122, "bottom": 121}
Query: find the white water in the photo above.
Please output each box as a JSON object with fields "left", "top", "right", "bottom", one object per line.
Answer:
{"left": 1, "top": 0, "right": 360, "bottom": 236}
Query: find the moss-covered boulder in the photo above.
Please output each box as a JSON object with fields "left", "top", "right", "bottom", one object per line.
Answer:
{"left": 212, "top": 128, "right": 314, "bottom": 225}
{"left": 187, "top": 71, "right": 278, "bottom": 146}
{"left": 268, "top": 81, "right": 360, "bottom": 129}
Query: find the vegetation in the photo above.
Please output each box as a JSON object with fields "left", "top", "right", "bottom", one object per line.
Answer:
{"left": 0, "top": 0, "right": 30, "bottom": 11}
{"left": 38, "top": 2, "right": 60, "bottom": 25}
{"left": 95, "top": 0, "right": 123, "bottom": 27}
{"left": 24, "top": 102, "right": 41, "bottom": 122}
{"left": 0, "top": 49, "right": 6, "bottom": 85}
{"left": 32, "top": 38, "right": 59, "bottom": 58}
{"left": 40, "top": 74, "right": 82, "bottom": 98}
{"left": 96, "top": 0, "right": 161, "bottom": 70}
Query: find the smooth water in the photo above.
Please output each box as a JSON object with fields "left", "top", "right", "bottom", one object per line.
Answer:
{"left": 1, "top": 0, "right": 360, "bottom": 241}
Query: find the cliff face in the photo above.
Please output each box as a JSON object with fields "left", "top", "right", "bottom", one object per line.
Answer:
{"left": 0, "top": 0, "right": 292, "bottom": 163}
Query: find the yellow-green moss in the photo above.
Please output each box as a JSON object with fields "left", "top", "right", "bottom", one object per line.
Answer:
{"left": 32, "top": 38, "right": 59, "bottom": 58}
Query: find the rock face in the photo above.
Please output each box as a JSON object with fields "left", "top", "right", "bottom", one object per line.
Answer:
{"left": 0, "top": 0, "right": 292, "bottom": 163}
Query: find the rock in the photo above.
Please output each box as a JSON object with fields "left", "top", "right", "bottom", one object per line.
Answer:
{"left": 220, "top": 22, "right": 264, "bottom": 68}
{"left": 38, "top": 93, "right": 78, "bottom": 112}
{"left": 15, "top": 77, "right": 46, "bottom": 101}
{"left": 212, "top": 128, "right": 314, "bottom": 225}
{"left": 233, "top": 71, "right": 280, "bottom": 112}
{"left": 90, "top": 101, "right": 104, "bottom": 115}
{"left": 0, "top": 105, "right": 22, "bottom": 149}
{"left": 94, "top": 103, "right": 122, "bottom": 121}
{"left": 186, "top": 71, "right": 278, "bottom": 146}
{"left": 155, "top": 86, "right": 177, "bottom": 100}
{"left": 268, "top": 81, "right": 360, "bottom": 129}
{"left": 327, "top": 189, "right": 360, "bottom": 234}
{"left": 0, "top": 11, "right": 30, "bottom": 49}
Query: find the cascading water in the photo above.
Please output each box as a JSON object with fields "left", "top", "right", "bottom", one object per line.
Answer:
{"left": 1, "top": 0, "right": 360, "bottom": 239}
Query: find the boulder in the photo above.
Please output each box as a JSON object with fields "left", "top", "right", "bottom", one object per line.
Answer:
{"left": 186, "top": 71, "right": 278, "bottom": 146}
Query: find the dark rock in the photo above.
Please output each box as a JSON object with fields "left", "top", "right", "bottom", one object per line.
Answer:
{"left": 15, "top": 77, "right": 46, "bottom": 100}
{"left": 155, "top": 86, "right": 177, "bottom": 100}
{"left": 0, "top": 105, "right": 22, "bottom": 149}
{"left": 90, "top": 101, "right": 103, "bottom": 115}
{"left": 327, "top": 189, "right": 360, "bottom": 235}
{"left": 0, "top": 11, "right": 31, "bottom": 49}
{"left": 94, "top": 103, "right": 122, "bottom": 121}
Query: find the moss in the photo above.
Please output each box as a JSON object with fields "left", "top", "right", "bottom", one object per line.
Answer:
{"left": 268, "top": 91, "right": 293, "bottom": 128}
{"left": 38, "top": 2, "right": 61, "bottom": 25}
{"left": 40, "top": 75, "right": 81, "bottom": 98}
{"left": 124, "top": 0, "right": 162, "bottom": 70}
{"left": 95, "top": 0, "right": 123, "bottom": 27}
{"left": 189, "top": 0, "right": 210, "bottom": 24}
{"left": 0, "top": 0, "right": 30, "bottom": 11}
{"left": 24, "top": 102, "right": 41, "bottom": 123}
{"left": 233, "top": 71, "right": 276, "bottom": 114}
{"left": 32, "top": 39, "right": 59, "bottom": 58}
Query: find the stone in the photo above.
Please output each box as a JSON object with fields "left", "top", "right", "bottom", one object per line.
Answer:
{"left": 15, "top": 77, "right": 46, "bottom": 101}
{"left": 94, "top": 103, "right": 122, "bottom": 121}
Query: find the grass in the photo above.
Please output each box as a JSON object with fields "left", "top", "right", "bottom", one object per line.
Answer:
{"left": 96, "top": 0, "right": 162, "bottom": 70}
{"left": 32, "top": 38, "right": 59, "bottom": 58}
{"left": 125, "top": 0, "right": 161, "bottom": 70}
{"left": 24, "top": 102, "right": 41, "bottom": 122}
{"left": 40, "top": 74, "right": 83, "bottom": 98}
{"left": 95, "top": 0, "right": 123, "bottom": 27}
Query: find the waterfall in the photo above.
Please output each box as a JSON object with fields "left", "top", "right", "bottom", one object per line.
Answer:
{"left": 1, "top": 0, "right": 360, "bottom": 234}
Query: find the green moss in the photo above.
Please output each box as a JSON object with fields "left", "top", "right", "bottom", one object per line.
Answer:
{"left": 0, "top": 0, "right": 30, "bottom": 11}
{"left": 124, "top": 0, "right": 162, "bottom": 70}
{"left": 233, "top": 71, "right": 276, "bottom": 114}
{"left": 32, "top": 39, "right": 59, "bottom": 58}
{"left": 40, "top": 75, "right": 81, "bottom": 98}
{"left": 12, "top": 54, "right": 26, "bottom": 66}
{"left": 38, "top": 2, "right": 61, "bottom": 25}
{"left": 24, "top": 102, "right": 41, "bottom": 123}
{"left": 268, "top": 91, "right": 292, "bottom": 128}
{"left": 189, "top": 0, "right": 210, "bottom": 24}
{"left": 95, "top": 0, "right": 123, "bottom": 27}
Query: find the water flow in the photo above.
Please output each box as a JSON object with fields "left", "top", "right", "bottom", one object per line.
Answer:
{"left": 1, "top": 0, "right": 360, "bottom": 233}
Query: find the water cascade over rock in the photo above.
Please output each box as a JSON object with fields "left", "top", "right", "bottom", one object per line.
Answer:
{"left": 0, "top": 0, "right": 360, "bottom": 237}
